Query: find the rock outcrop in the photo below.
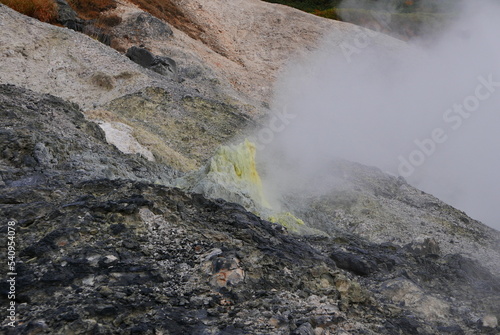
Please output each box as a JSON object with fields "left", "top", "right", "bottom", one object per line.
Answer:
{"left": 0, "top": 84, "right": 178, "bottom": 187}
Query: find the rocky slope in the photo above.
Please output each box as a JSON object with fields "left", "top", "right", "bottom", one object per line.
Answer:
{"left": 0, "top": 3, "right": 254, "bottom": 171}
{"left": 1, "top": 84, "right": 499, "bottom": 335}
{"left": 0, "top": 1, "right": 499, "bottom": 334}
{"left": 268, "top": 161, "right": 500, "bottom": 277}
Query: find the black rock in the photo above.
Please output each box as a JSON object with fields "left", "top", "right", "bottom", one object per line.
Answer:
{"left": 126, "top": 46, "right": 158, "bottom": 68}
{"left": 292, "top": 322, "right": 315, "bottom": 335}
{"left": 126, "top": 46, "right": 178, "bottom": 80}
{"left": 330, "top": 250, "right": 377, "bottom": 276}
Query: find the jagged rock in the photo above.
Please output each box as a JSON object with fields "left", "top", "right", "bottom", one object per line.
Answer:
{"left": 0, "top": 84, "right": 178, "bottom": 186}
{"left": 292, "top": 322, "right": 315, "bottom": 335}
{"left": 33, "top": 142, "right": 57, "bottom": 168}
{"left": 330, "top": 250, "right": 377, "bottom": 276}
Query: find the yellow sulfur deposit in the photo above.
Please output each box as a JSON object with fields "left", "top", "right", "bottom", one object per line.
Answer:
{"left": 206, "top": 139, "right": 271, "bottom": 209}
{"left": 179, "top": 139, "right": 325, "bottom": 235}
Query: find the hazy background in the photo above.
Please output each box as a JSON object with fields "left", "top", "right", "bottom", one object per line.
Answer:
{"left": 261, "top": 0, "right": 500, "bottom": 229}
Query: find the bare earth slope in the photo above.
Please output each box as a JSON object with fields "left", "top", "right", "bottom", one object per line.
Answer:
{"left": 0, "top": 1, "right": 406, "bottom": 170}
{"left": 0, "top": 4, "right": 254, "bottom": 171}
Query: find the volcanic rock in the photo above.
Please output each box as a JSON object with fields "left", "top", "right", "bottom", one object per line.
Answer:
{"left": 125, "top": 46, "right": 178, "bottom": 80}
{"left": 0, "top": 84, "right": 499, "bottom": 334}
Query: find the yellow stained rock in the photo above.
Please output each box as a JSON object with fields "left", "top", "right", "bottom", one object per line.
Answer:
{"left": 206, "top": 140, "right": 270, "bottom": 209}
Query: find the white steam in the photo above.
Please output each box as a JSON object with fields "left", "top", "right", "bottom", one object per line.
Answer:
{"left": 261, "top": 0, "right": 500, "bottom": 230}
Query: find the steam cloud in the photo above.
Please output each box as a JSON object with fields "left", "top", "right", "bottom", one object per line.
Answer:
{"left": 261, "top": 0, "right": 500, "bottom": 230}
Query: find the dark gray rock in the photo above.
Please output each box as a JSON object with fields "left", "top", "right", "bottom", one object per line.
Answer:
{"left": 330, "top": 249, "right": 377, "bottom": 276}
{"left": 126, "top": 46, "right": 157, "bottom": 68}
{"left": 126, "top": 46, "right": 178, "bottom": 80}
{"left": 55, "top": 0, "right": 110, "bottom": 45}
{"left": 292, "top": 322, "right": 315, "bottom": 335}
{"left": 151, "top": 55, "right": 178, "bottom": 80}
{"left": 55, "top": 0, "right": 85, "bottom": 34}
{"left": 0, "top": 84, "right": 179, "bottom": 186}
{"left": 55, "top": 0, "right": 77, "bottom": 24}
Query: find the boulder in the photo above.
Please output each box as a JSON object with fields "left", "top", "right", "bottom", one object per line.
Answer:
{"left": 126, "top": 46, "right": 178, "bottom": 81}
{"left": 330, "top": 250, "right": 377, "bottom": 276}
{"left": 125, "top": 46, "right": 156, "bottom": 67}
{"left": 55, "top": 0, "right": 77, "bottom": 24}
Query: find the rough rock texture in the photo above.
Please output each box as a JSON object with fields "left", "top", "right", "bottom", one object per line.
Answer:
{"left": 274, "top": 161, "right": 500, "bottom": 276}
{"left": 55, "top": 0, "right": 78, "bottom": 24}
{"left": 100, "top": 86, "right": 253, "bottom": 171}
{"left": 0, "top": 85, "right": 178, "bottom": 188}
{"left": 1, "top": 83, "right": 499, "bottom": 335}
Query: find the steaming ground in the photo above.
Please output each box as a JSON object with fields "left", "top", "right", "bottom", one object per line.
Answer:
{"left": 261, "top": 0, "right": 500, "bottom": 230}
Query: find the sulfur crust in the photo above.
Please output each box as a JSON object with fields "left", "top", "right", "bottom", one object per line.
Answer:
{"left": 207, "top": 139, "right": 271, "bottom": 209}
